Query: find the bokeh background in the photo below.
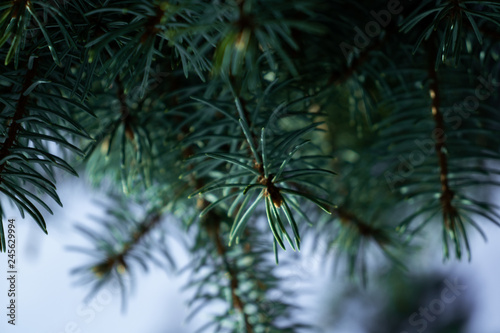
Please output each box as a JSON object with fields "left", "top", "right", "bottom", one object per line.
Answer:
{"left": 1, "top": 175, "right": 500, "bottom": 333}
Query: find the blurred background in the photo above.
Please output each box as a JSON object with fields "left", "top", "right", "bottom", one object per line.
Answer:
{"left": 1, "top": 175, "right": 500, "bottom": 333}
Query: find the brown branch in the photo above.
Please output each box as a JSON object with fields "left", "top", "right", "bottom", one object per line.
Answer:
{"left": 0, "top": 58, "right": 39, "bottom": 177}
{"left": 188, "top": 140, "right": 255, "bottom": 332}
{"left": 93, "top": 213, "right": 162, "bottom": 276}
{"left": 115, "top": 77, "right": 135, "bottom": 141}
{"left": 337, "top": 207, "right": 374, "bottom": 236}
{"left": 328, "top": 24, "right": 397, "bottom": 86}
{"left": 183, "top": 88, "right": 267, "bottom": 332}
{"left": 140, "top": 5, "right": 165, "bottom": 44}
{"left": 427, "top": 42, "right": 455, "bottom": 229}
{"left": 115, "top": 77, "right": 130, "bottom": 120}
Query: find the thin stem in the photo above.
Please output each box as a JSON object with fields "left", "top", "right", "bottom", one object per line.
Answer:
{"left": 115, "top": 77, "right": 135, "bottom": 141}
{"left": 191, "top": 159, "right": 255, "bottom": 332}
{"left": 427, "top": 42, "right": 456, "bottom": 230}
{"left": 0, "top": 58, "right": 39, "bottom": 178}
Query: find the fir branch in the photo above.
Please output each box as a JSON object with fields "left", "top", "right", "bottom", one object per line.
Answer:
{"left": 319, "top": 204, "right": 402, "bottom": 282}
{"left": 117, "top": 212, "right": 162, "bottom": 260}
{"left": 336, "top": 207, "right": 386, "bottom": 242}
{"left": 69, "top": 197, "right": 177, "bottom": 313}
{"left": 0, "top": 58, "right": 38, "bottom": 177}
{"left": 188, "top": 125, "right": 299, "bottom": 329}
